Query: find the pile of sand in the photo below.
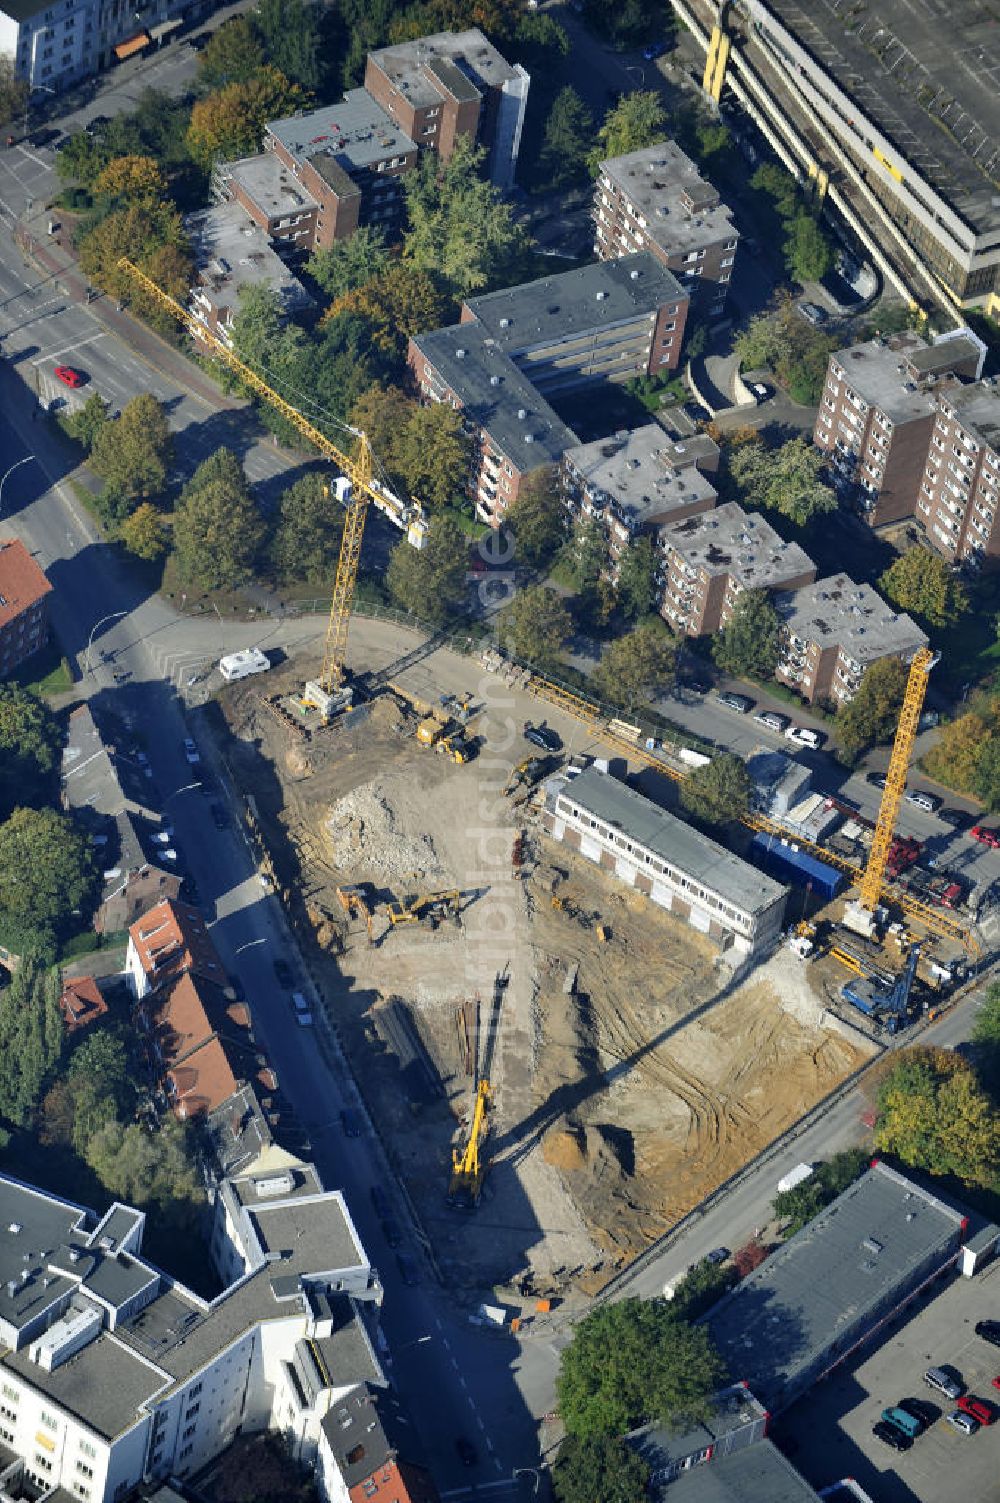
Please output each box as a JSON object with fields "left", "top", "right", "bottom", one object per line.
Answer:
{"left": 543, "top": 1119, "right": 588, "bottom": 1171}
{"left": 324, "top": 780, "right": 443, "bottom": 885}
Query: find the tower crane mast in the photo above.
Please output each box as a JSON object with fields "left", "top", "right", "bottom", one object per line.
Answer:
{"left": 116, "top": 258, "right": 421, "bottom": 708}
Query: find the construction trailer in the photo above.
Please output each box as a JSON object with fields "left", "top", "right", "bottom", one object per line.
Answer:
{"left": 750, "top": 834, "right": 844, "bottom": 900}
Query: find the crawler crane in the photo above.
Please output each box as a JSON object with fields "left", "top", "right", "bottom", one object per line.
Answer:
{"left": 117, "top": 259, "right": 426, "bottom": 719}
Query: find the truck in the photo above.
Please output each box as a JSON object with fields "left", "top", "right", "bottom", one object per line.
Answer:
{"left": 904, "top": 866, "right": 966, "bottom": 910}
{"left": 777, "top": 1162, "right": 814, "bottom": 1195}
{"left": 219, "top": 647, "right": 270, "bottom": 682}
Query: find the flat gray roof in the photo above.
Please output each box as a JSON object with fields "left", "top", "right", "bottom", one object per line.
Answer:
{"left": 941, "top": 377, "right": 1000, "bottom": 450}
{"left": 311, "top": 1295, "right": 382, "bottom": 1390}
{"left": 367, "top": 28, "right": 518, "bottom": 105}
{"left": 751, "top": 0, "right": 1000, "bottom": 239}
{"left": 2, "top": 1334, "right": 165, "bottom": 1440}
{"left": 660, "top": 502, "right": 815, "bottom": 592}
{"left": 0, "top": 1179, "right": 88, "bottom": 1331}
{"left": 247, "top": 1196, "right": 365, "bottom": 1274}
{"left": 774, "top": 574, "right": 926, "bottom": 667}
{"left": 830, "top": 331, "right": 969, "bottom": 424}
{"left": 559, "top": 767, "right": 785, "bottom": 917}
{"left": 413, "top": 321, "right": 578, "bottom": 468}
{"left": 187, "top": 204, "right": 313, "bottom": 318}
{"left": 267, "top": 89, "right": 417, "bottom": 172}
{"left": 665, "top": 1439, "right": 821, "bottom": 1502}
{"left": 706, "top": 1161, "right": 966, "bottom": 1409}
{"left": 222, "top": 151, "right": 318, "bottom": 219}
{"left": 230, "top": 1160, "right": 324, "bottom": 1210}
{"left": 467, "top": 252, "right": 686, "bottom": 350}
{"left": 564, "top": 424, "right": 718, "bottom": 529}
{"left": 599, "top": 142, "right": 737, "bottom": 258}
{"left": 628, "top": 1384, "right": 768, "bottom": 1475}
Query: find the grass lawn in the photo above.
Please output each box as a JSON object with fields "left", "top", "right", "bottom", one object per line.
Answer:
{"left": 11, "top": 637, "right": 75, "bottom": 696}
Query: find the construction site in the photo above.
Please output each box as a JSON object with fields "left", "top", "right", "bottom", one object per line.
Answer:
{"left": 217, "top": 646, "right": 877, "bottom": 1289}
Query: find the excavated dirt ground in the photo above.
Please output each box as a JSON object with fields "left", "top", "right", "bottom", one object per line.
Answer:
{"left": 218, "top": 653, "right": 875, "bottom": 1290}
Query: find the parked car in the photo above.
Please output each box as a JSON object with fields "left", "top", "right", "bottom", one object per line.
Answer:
{"left": 799, "top": 301, "right": 828, "bottom": 326}
{"left": 753, "top": 710, "right": 790, "bottom": 733}
{"left": 180, "top": 876, "right": 201, "bottom": 906}
{"left": 938, "top": 808, "right": 971, "bottom": 829}
{"left": 642, "top": 38, "right": 668, "bottom": 59}
{"left": 976, "top": 1320, "right": 1000, "bottom": 1347}
{"left": 896, "top": 1397, "right": 934, "bottom": 1432}
{"left": 705, "top": 1246, "right": 729, "bottom": 1265}
{"left": 292, "top": 993, "right": 313, "bottom": 1027}
{"left": 396, "top": 1251, "right": 420, "bottom": 1286}
{"left": 785, "top": 725, "right": 823, "bottom": 750}
{"left": 683, "top": 400, "right": 712, "bottom": 424}
{"left": 882, "top": 1405, "right": 923, "bottom": 1439}
{"left": 718, "top": 692, "right": 754, "bottom": 715}
{"left": 381, "top": 1218, "right": 403, "bottom": 1249}
{"left": 991, "top": 1375, "right": 1000, "bottom": 1393}
{"left": 55, "top": 364, "right": 85, "bottom": 388}
{"left": 958, "top": 1395, "right": 994, "bottom": 1426}
{"left": 28, "top": 126, "right": 62, "bottom": 148}
{"left": 972, "top": 825, "right": 1000, "bottom": 849}
{"left": 524, "top": 722, "right": 561, "bottom": 752}
{"left": 370, "top": 1184, "right": 391, "bottom": 1219}
{"left": 148, "top": 827, "right": 174, "bottom": 844}
{"left": 905, "top": 789, "right": 941, "bottom": 813}
{"left": 686, "top": 678, "right": 712, "bottom": 696}
{"left": 182, "top": 736, "right": 200, "bottom": 764}
{"left": 273, "top": 957, "right": 294, "bottom": 987}
{"left": 187, "top": 32, "right": 211, "bottom": 49}
{"left": 455, "top": 1437, "right": 478, "bottom": 1467}
{"left": 749, "top": 381, "right": 770, "bottom": 403}
{"left": 210, "top": 802, "right": 230, "bottom": 831}
{"left": 867, "top": 772, "right": 888, "bottom": 789}
{"left": 872, "top": 1419, "right": 912, "bottom": 1451}
{"left": 340, "top": 1107, "right": 364, "bottom": 1138}
{"left": 946, "top": 1410, "right": 979, "bottom": 1436}
{"left": 924, "top": 1367, "right": 963, "bottom": 1399}
{"left": 85, "top": 114, "right": 111, "bottom": 133}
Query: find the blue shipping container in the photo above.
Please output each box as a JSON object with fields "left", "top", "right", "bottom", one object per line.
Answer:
{"left": 750, "top": 833, "right": 844, "bottom": 900}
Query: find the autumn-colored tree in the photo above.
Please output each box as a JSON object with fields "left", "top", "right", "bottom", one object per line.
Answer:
{"left": 923, "top": 710, "right": 990, "bottom": 794}
{"left": 324, "top": 264, "right": 449, "bottom": 360}
{"left": 91, "top": 154, "right": 167, "bottom": 205}
{"left": 120, "top": 503, "right": 169, "bottom": 561}
{"left": 186, "top": 68, "right": 306, "bottom": 168}
{"left": 732, "top": 1241, "right": 768, "bottom": 1278}
{"left": 875, "top": 1046, "right": 1000, "bottom": 1187}
{"left": 879, "top": 545, "right": 968, "bottom": 628}
{"left": 348, "top": 385, "right": 418, "bottom": 476}
{"left": 78, "top": 201, "right": 191, "bottom": 307}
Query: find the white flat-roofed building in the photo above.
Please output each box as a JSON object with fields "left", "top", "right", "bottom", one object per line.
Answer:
{"left": 542, "top": 767, "right": 786, "bottom": 958}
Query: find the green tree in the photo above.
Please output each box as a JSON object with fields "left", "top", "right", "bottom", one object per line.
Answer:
{"left": 616, "top": 536, "right": 660, "bottom": 620}
{"left": 784, "top": 212, "right": 833, "bottom": 283}
{"left": 307, "top": 227, "right": 392, "bottom": 300}
{"left": 403, "top": 138, "right": 528, "bottom": 296}
{"left": 584, "top": 0, "right": 666, "bottom": 48}
{"left": 385, "top": 514, "right": 468, "bottom": 624}
{"left": 588, "top": 92, "right": 667, "bottom": 174}
{"left": 0, "top": 955, "right": 63, "bottom": 1128}
{"left": 556, "top": 1299, "right": 726, "bottom": 1440}
{"left": 0, "top": 685, "right": 62, "bottom": 818}
{"left": 879, "top": 545, "right": 968, "bottom": 629}
{"left": 536, "top": 86, "right": 595, "bottom": 190}
{"left": 393, "top": 403, "right": 472, "bottom": 511}
{"left": 552, "top": 1435, "right": 649, "bottom": 1503}
{"left": 712, "top": 588, "right": 781, "bottom": 679}
{"left": 228, "top": 283, "right": 308, "bottom": 380}
{"left": 593, "top": 622, "right": 676, "bottom": 708}
{"left": 924, "top": 710, "right": 989, "bottom": 794}
{"left": 42, "top": 1029, "right": 134, "bottom": 1154}
{"left": 90, "top": 394, "right": 173, "bottom": 523}
{"left": 728, "top": 437, "right": 837, "bottom": 528}
{"left": 505, "top": 469, "right": 567, "bottom": 568}
{"left": 0, "top": 55, "right": 28, "bottom": 129}
{"left": 120, "top": 502, "right": 169, "bottom": 561}
{"left": 751, "top": 162, "right": 800, "bottom": 220}
{"left": 836, "top": 656, "right": 908, "bottom": 761}
{"left": 734, "top": 299, "right": 837, "bottom": 406}
{"left": 269, "top": 473, "right": 345, "bottom": 584}
{"left": 772, "top": 1148, "right": 868, "bottom": 1235}
{"left": 0, "top": 807, "right": 96, "bottom": 943}
{"left": 499, "top": 585, "right": 573, "bottom": 668}
{"left": 197, "top": 15, "right": 265, "bottom": 84}
{"left": 186, "top": 67, "right": 306, "bottom": 168}
{"left": 172, "top": 448, "right": 266, "bottom": 589}
{"left": 972, "top": 981, "right": 1000, "bottom": 1094}
{"left": 875, "top": 1046, "right": 1000, "bottom": 1187}
{"left": 255, "top": 0, "right": 323, "bottom": 90}
{"left": 679, "top": 751, "right": 752, "bottom": 826}
{"left": 85, "top": 1115, "right": 201, "bottom": 1207}
{"left": 65, "top": 391, "right": 109, "bottom": 452}
{"left": 561, "top": 518, "right": 607, "bottom": 591}
{"left": 973, "top": 738, "right": 1000, "bottom": 811}
{"left": 668, "top": 1256, "right": 738, "bottom": 1320}
{"left": 324, "top": 262, "right": 448, "bottom": 366}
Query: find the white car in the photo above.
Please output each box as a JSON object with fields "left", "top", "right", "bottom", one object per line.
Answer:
{"left": 182, "top": 737, "right": 200, "bottom": 765}
{"left": 149, "top": 827, "right": 174, "bottom": 844}
{"left": 785, "top": 725, "right": 823, "bottom": 751}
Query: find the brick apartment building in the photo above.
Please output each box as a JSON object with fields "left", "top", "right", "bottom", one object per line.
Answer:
{"left": 408, "top": 253, "right": 689, "bottom": 524}
{"left": 594, "top": 141, "right": 738, "bottom": 317}
{"left": 562, "top": 425, "right": 719, "bottom": 580}
{"left": 0, "top": 538, "right": 51, "bottom": 677}
{"left": 813, "top": 329, "right": 983, "bottom": 525}
{"left": 774, "top": 573, "right": 927, "bottom": 705}
{"left": 916, "top": 377, "right": 1000, "bottom": 565}
{"left": 365, "top": 28, "right": 529, "bottom": 189}
{"left": 659, "top": 502, "right": 815, "bottom": 636}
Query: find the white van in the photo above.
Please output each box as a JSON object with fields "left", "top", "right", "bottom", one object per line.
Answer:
{"left": 219, "top": 648, "right": 270, "bottom": 682}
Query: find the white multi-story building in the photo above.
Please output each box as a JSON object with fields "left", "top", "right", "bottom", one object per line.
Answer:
{"left": 0, "top": 1167, "right": 382, "bottom": 1503}
{"left": 0, "top": 0, "right": 205, "bottom": 95}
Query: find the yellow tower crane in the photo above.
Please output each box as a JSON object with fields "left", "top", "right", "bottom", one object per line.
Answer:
{"left": 843, "top": 646, "right": 938, "bottom": 939}
{"left": 448, "top": 1078, "right": 491, "bottom": 1209}
{"left": 116, "top": 258, "right": 425, "bottom": 719}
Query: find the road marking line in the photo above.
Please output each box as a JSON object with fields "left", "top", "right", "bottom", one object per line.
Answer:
{"left": 435, "top": 1316, "right": 443, "bottom": 1330}
{"left": 485, "top": 1437, "right": 495, "bottom": 1453}
{"left": 457, "top": 1375, "right": 466, "bottom": 1389}
{"left": 475, "top": 1414, "right": 487, "bottom": 1431}
{"left": 441, "top": 1336, "right": 450, "bottom": 1350}
{"left": 30, "top": 331, "right": 106, "bottom": 365}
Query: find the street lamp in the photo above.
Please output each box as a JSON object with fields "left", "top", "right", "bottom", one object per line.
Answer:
{"left": 233, "top": 937, "right": 268, "bottom": 956}
{"left": 85, "top": 610, "right": 128, "bottom": 676}
{"left": 0, "top": 455, "right": 35, "bottom": 514}
{"left": 392, "top": 1335, "right": 432, "bottom": 1356}
{"left": 164, "top": 781, "right": 202, "bottom": 802}
{"left": 513, "top": 1468, "right": 542, "bottom": 1497}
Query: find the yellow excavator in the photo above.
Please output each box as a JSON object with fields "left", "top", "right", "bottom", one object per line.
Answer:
{"left": 336, "top": 884, "right": 375, "bottom": 944}
{"left": 448, "top": 1077, "right": 491, "bottom": 1208}
{"left": 385, "top": 890, "right": 462, "bottom": 927}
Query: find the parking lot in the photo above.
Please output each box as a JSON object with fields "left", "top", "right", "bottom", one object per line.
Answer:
{"left": 772, "top": 1260, "right": 1000, "bottom": 1502}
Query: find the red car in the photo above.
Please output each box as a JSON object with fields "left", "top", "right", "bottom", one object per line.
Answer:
{"left": 991, "top": 1376, "right": 1000, "bottom": 1393}
{"left": 972, "top": 825, "right": 1000, "bottom": 849}
{"left": 958, "top": 1395, "right": 994, "bottom": 1426}
{"left": 54, "top": 365, "right": 84, "bottom": 388}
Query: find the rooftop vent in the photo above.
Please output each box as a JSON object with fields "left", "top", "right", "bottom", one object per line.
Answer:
{"left": 517, "top": 407, "right": 527, "bottom": 420}
{"left": 7, "top": 1223, "right": 20, "bottom": 1235}
{"left": 630, "top": 269, "right": 639, "bottom": 280}
{"left": 499, "top": 317, "right": 510, "bottom": 328}
{"left": 455, "top": 348, "right": 466, "bottom": 359}
{"left": 596, "top": 290, "right": 607, "bottom": 301}
{"left": 862, "top": 1236, "right": 883, "bottom": 1255}
{"left": 524, "top": 434, "right": 535, "bottom": 444}
{"left": 490, "top": 374, "right": 500, "bottom": 386}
